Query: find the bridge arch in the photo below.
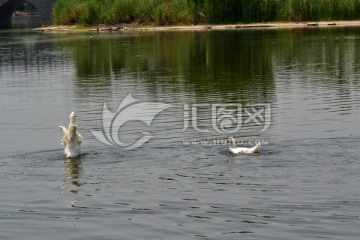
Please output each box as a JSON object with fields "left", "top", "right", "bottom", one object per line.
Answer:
{"left": 0, "top": 0, "right": 56, "bottom": 28}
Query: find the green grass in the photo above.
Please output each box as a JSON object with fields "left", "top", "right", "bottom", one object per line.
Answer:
{"left": 53, "top": 0, "right": 194, "bottom": 25}
{"left": 53, "top": 0, "right": 360, "bottom": 25}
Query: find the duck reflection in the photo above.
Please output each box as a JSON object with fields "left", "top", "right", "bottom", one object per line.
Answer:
{"left": 62, "top": 158, "right": 83, "bottom": 194}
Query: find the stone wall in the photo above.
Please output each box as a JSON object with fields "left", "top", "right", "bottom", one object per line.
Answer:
{"left": 0, "top": 0, "right": 56, "bottom": 28}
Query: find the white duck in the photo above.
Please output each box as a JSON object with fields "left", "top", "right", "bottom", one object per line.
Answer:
{"left": 59, "top": 112, "right": 83, "bottom": 158}
{"left": 225, "top": 137, "right": 261, "bottom": 154}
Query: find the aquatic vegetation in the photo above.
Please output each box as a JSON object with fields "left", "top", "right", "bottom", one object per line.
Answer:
{"left": 53, "top": 0, "right": 360, "bottom": 25}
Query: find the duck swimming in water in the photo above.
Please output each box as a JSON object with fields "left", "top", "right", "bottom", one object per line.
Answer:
{"left": 59, "top": 112, "right": 83, "bottom": 158}
{"left": 225, "top": 137, "right": 261, "bottom": 154}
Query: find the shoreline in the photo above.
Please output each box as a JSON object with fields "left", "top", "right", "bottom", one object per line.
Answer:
{"left": 34, "top": 20, "right": 360, "bottom": 33}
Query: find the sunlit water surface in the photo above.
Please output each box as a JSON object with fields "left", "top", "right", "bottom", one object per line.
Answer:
{"left": 1, "top": 28, "right": 360, "bottom": 240}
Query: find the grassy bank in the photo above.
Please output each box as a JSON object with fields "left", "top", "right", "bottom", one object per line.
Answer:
{"left": 53, "top": 0, "right": 360, "bottom": 25}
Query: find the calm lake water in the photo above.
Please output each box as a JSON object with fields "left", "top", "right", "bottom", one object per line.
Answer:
{"left": 1, "top": 27, "right": 360, "bottom": 240}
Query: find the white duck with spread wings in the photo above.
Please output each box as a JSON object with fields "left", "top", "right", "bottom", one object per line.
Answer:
{"left": 225, "top": 137, "right": 261, "bottom": 154}
{"left": 59, "top": 112, "right": 83, "bottom": 158}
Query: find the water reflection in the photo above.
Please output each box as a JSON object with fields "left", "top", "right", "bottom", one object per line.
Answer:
{"left": 54, "top": 28, "right": 360, "bottom": 105}
{"left": 274, "top": 28, "right": 360, "bottom": 82}
{"left": 49, "top": 28, "right": 360, "bottom": 144}
{"left": 2, "top": 28, "right": 360, "bottom": 240}
{"left": 273, "top": 28, "right": 360, "bottom": 120}
{"left": 11, "top": 15, "right": 41, "bottom": 28}
{"left": 0, "top": 31, "right": 58, "bottom": 73}
{"left": 62, "top": 158, "right": 83, "bottom": 194}
{"left": 55, "top": 31, "right": 276, "bottom": 104}
{"left": 0, "top": 28, "right": 360, "bottom": 156}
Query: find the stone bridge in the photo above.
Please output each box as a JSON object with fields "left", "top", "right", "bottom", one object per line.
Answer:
{"left": 0, "top": 0, "right": 56, "bottom": 28}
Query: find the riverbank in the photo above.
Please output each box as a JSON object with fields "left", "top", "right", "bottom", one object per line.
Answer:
{"left": 34, "top": 21, "right": 360, "bottom": 33}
